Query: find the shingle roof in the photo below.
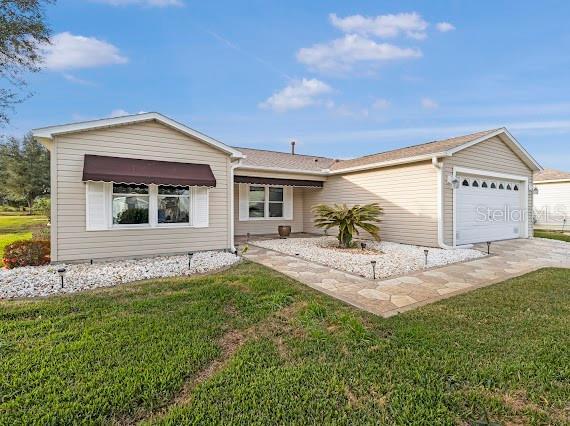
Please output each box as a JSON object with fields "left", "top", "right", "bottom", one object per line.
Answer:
{"left": 330, "top": 128, "right": 501, "bottom": 171}
{"left": 534, "top": 168, "right": 570, "bottom": 182}
{"left": 234, "top": 147, "right": 336, "bottom": 172}
{"left": 234, "top": 128, "right": 503, "bottom": 173}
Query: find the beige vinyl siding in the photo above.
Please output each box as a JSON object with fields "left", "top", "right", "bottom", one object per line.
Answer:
{"left": 53, "top": 120, "right": 231, "bottom": 262}
{"left": 234, "top": 185, "right": 304, "bottom": 235}
{"left": 234, "top": 169, "right": 326, "bottom": 181}
{"left": 442, "top": 135, "right": 533, "bottom": 245}
{"left": 302, "top": 161, "right": 439, "bottom": 247}
{"left": 534, "top": 181, "right": 570, "bottom": 230}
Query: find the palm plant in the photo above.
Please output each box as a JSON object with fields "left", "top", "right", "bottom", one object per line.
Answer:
{"left": 312, "top": 203, "right": 382, "bottom": 248}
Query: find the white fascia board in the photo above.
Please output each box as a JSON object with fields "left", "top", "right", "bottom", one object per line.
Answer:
{"left": 446, "top": 128, "right": 542, "bottom": 171}
{"left": 32, "top": 112, "right": 245, "bottom": 159}
{"left": 534, "top": 179, "right": 570, "bottom": 184}
{"left": 328, "top": 152, "right": 449, "bottom": 175}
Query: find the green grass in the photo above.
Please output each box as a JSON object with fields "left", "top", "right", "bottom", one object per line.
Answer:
{"left": 1, "top": 264, "right": 569, "bottom": 425}
{"left": 535, "top": 229, "right": 570, "bottom": 242}
{"left": 0, "top": 215, "right": 48, "bottom": 266}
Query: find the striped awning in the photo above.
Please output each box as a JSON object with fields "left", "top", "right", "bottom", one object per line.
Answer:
{"left": 82, "top": 155, "right": 216, "bottom": 187}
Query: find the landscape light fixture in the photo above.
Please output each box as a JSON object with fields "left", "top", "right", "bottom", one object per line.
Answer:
{"left": 188, "top": 252, "right": 193, "bottom": 268}
{"left": 360, "top": 242, "right": 367, "bottom": 250}
{"left": 424, "top": 249, "right": 429, "bottom": 267}
{"left": 246, "top": 232, "right": 250, "bottom": 243}
{"left": 370, "top": 260, "right": 377, "bottom": 280}
{"left": 57, "top": 268, "right": 67, "bottom": 288}
{"left": 486, "top": 242, "right": 491, "bottom": 254}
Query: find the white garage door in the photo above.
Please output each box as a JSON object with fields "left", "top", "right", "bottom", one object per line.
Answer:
{"left": 456, "top": 175, "right": 524, "bottom": 245}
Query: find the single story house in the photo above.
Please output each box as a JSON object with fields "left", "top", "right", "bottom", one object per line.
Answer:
{"left": 33, "top": 113, "right": 542, "bottom": 263}
{"left": 533, "top": 169, "right": 570, "bottom": 230}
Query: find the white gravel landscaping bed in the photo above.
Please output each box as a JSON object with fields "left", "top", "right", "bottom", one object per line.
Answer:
{"left": 0, "top": 251, "right": 240, "bottom": 299}
{"left": 252, "top": 237, "right": 485, "bottom": 280}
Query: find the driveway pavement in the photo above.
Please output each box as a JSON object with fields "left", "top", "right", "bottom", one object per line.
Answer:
{"left": 243, "top": 238, "right": 570, "bottom": 317}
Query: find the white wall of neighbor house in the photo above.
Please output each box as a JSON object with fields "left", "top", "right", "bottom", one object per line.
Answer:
{"left": 234, "top": 185, "right": 305, "bottom": 235}
{"left": 50, "top": 120, "right": 232, "bottom": 262}
{"left": 441, "top": 135, "right": 534, "bottom": 245}
{"left": 302, "top": 161, "right": 440, "bottom": 247}
{"left": 534, "top": 181, "right": 570, "bottom": 230}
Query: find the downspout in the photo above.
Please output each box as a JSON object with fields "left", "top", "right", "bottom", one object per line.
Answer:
{"left": 432, "top": 157, "right": 457, "bottom": 250}
{"left": 229, "top": 158, "right": 242, "bottom": 252}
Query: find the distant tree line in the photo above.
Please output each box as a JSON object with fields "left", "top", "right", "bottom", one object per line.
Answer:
{"left": 0, "top": 133, "right": 50, "bottom": 212}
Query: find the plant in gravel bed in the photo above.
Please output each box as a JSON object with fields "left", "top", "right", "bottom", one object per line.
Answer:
{"left": 312, "top": 203, "right": 382, "bottom": 248}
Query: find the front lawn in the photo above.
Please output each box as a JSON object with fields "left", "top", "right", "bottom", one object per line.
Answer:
{"left": 535, "top": 229, "right": 570, "bottom": 242}
{"left": 1, "top": 264, "right": 568, "bottom": 425}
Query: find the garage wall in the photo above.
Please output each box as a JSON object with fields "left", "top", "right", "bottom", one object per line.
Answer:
{"left": 442, "top": 135, "right": 533, "bottom": 245}
{"left": 302, "top": 161, "right": 439, "bottom": 247}
{"left": 52, "top": 120, "right": 232, "bottom": 262}
{"left": 534, "top": 181, "right": 570, "bottom": 230}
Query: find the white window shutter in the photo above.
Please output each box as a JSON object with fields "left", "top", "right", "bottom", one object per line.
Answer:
{"left": 192, "top": 187, "right": 209, "bottom": 227}
{"left": 284, "top": 186, "right": 294, "bottom": 220}
{"left": 86, "top": 182, "right": 108, "bottom": 231}
{"left": 238, "top": 183, "right": 249, "bottom": 221}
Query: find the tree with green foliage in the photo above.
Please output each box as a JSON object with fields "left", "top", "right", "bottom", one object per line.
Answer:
{"left": 312, "top": 203, "right": 383, "bottom": 248}
{"left": 1, "top": 133, "right": 50, "bottom": 212}
{"left": 0, "top": 0, "right": 55, "bottom": 125}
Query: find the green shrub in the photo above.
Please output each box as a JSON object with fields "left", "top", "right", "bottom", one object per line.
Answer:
{"left": 312, "top": 203, "right": 383, "bottom": 248}
{"left": 3, "top": 240, "right": 50, "bottom": 269}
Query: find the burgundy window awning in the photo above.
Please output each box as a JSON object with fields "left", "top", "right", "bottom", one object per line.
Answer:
{"left": 234, "top": 175, "right": 323, "bottom": 188}
{"left": 82, "top": 155, "right": 216, "bottom": 187}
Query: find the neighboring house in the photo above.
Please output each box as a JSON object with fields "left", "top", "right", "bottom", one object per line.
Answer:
{"left": 33, "top": 113, "right": 542, "bottom": 263}
{"left": 533, "top": 169, "right": 570, "bottom": 230}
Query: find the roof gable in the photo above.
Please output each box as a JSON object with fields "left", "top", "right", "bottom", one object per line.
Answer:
{"left": 32, "top": 112, "right": 244, "bottom": 159}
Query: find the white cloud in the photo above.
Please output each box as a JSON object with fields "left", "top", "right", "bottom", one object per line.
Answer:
{"left": 63, "top": 73, "right": 95, "bottom": 86}
{"left": 43, "top": 32, "right": 128, "bottom": 71}
{"left": 436, "top": 22, "right": 456, "bottom": 32}
{"left": 372, "top": 98, "right": 390, "bottom": 109}
{"left": 421, "top": 97, "right": 439, "bottom": 109}
{"left": 93, "top": 0, "right": 183, "bottom": 6}
{"left": 297, "top": 34, "right": 421, "bottom": 73}
{"left": 260, "top": 78, "right": 332, "bottom": 112}
{"left": 330, "top": 12, "right": 428, "bottom": 40}
{"left": 109, "top": 109, "right": 146, "bottom": 117}
{"left": 110, "top": 109, "right": 131, "bottom": 117}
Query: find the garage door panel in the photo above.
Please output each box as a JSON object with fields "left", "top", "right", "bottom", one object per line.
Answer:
{"left": 456, "top": 175, "right": 524, "bottom": 245}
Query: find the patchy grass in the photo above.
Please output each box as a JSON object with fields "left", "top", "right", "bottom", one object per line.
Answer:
{"left": 0, "top": 215, "right": 48, "bottom": 266}
{"left": 0, "top": 215, "right": 48, "bottom": 234}
{"left": 1, "top": 264, "right": 568, "bottom": 425}
{"left": 535, "top": 229, "right": 570, "bottom": 243}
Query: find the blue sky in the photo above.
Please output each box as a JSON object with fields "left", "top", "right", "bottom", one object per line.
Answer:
{"left": 5, "top": 0, "right": 570, "bottom": 169}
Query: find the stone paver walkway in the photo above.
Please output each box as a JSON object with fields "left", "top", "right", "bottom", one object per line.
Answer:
{"left": 243, "top": 238, "right": 570, "bottom": 317}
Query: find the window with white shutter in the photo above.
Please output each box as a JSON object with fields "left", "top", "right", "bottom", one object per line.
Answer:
{"left": 86, "top": 182, "right": 110, "bottom": 230}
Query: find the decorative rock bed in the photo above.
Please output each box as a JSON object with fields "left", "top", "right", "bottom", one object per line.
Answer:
{"left": 0, "top": 251, "right": 240, "bottom": 299}
{"left": 252, "top": 237, "right": 485, "bottom": 280}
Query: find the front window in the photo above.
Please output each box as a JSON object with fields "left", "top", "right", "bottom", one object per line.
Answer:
{"left": 248, "top": 186, "right": 265, "bottom": 218}
{"left": 158, "top": 186, "right": 190, "bottom": 224}
{"left": 112, "top": 184, "right": 149, "bottom": 225}
{"left": 248, "top": 186, "right": 284, "bottom": 219}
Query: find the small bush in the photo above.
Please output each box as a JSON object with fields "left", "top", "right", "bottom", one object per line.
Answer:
{"left": 31, "top": 224, "right": 50, "bottom": 241}
{"left": 3, "top": 240, "right": 50, "bottom": 269}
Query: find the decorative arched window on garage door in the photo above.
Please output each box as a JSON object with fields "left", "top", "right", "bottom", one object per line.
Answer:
{"left": 472, "top": 180, "right": 479, "bottom": 187}
{"left": 506, "top": 184, "right": 512, "bottom": 190}
{"left": 462, "top": 179, "right": 470, "bottom": 187}
{"left": 490, "top": 182, "right": 497, "bottom": 189}
{"left": 513, "top": 184, "right": 519, "bottom": 191}
{"left": 481, "top": 181, "right": 488, "bottom": 188}
{"left": 499, "top": 183, "right": 504, "bottom": 189}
